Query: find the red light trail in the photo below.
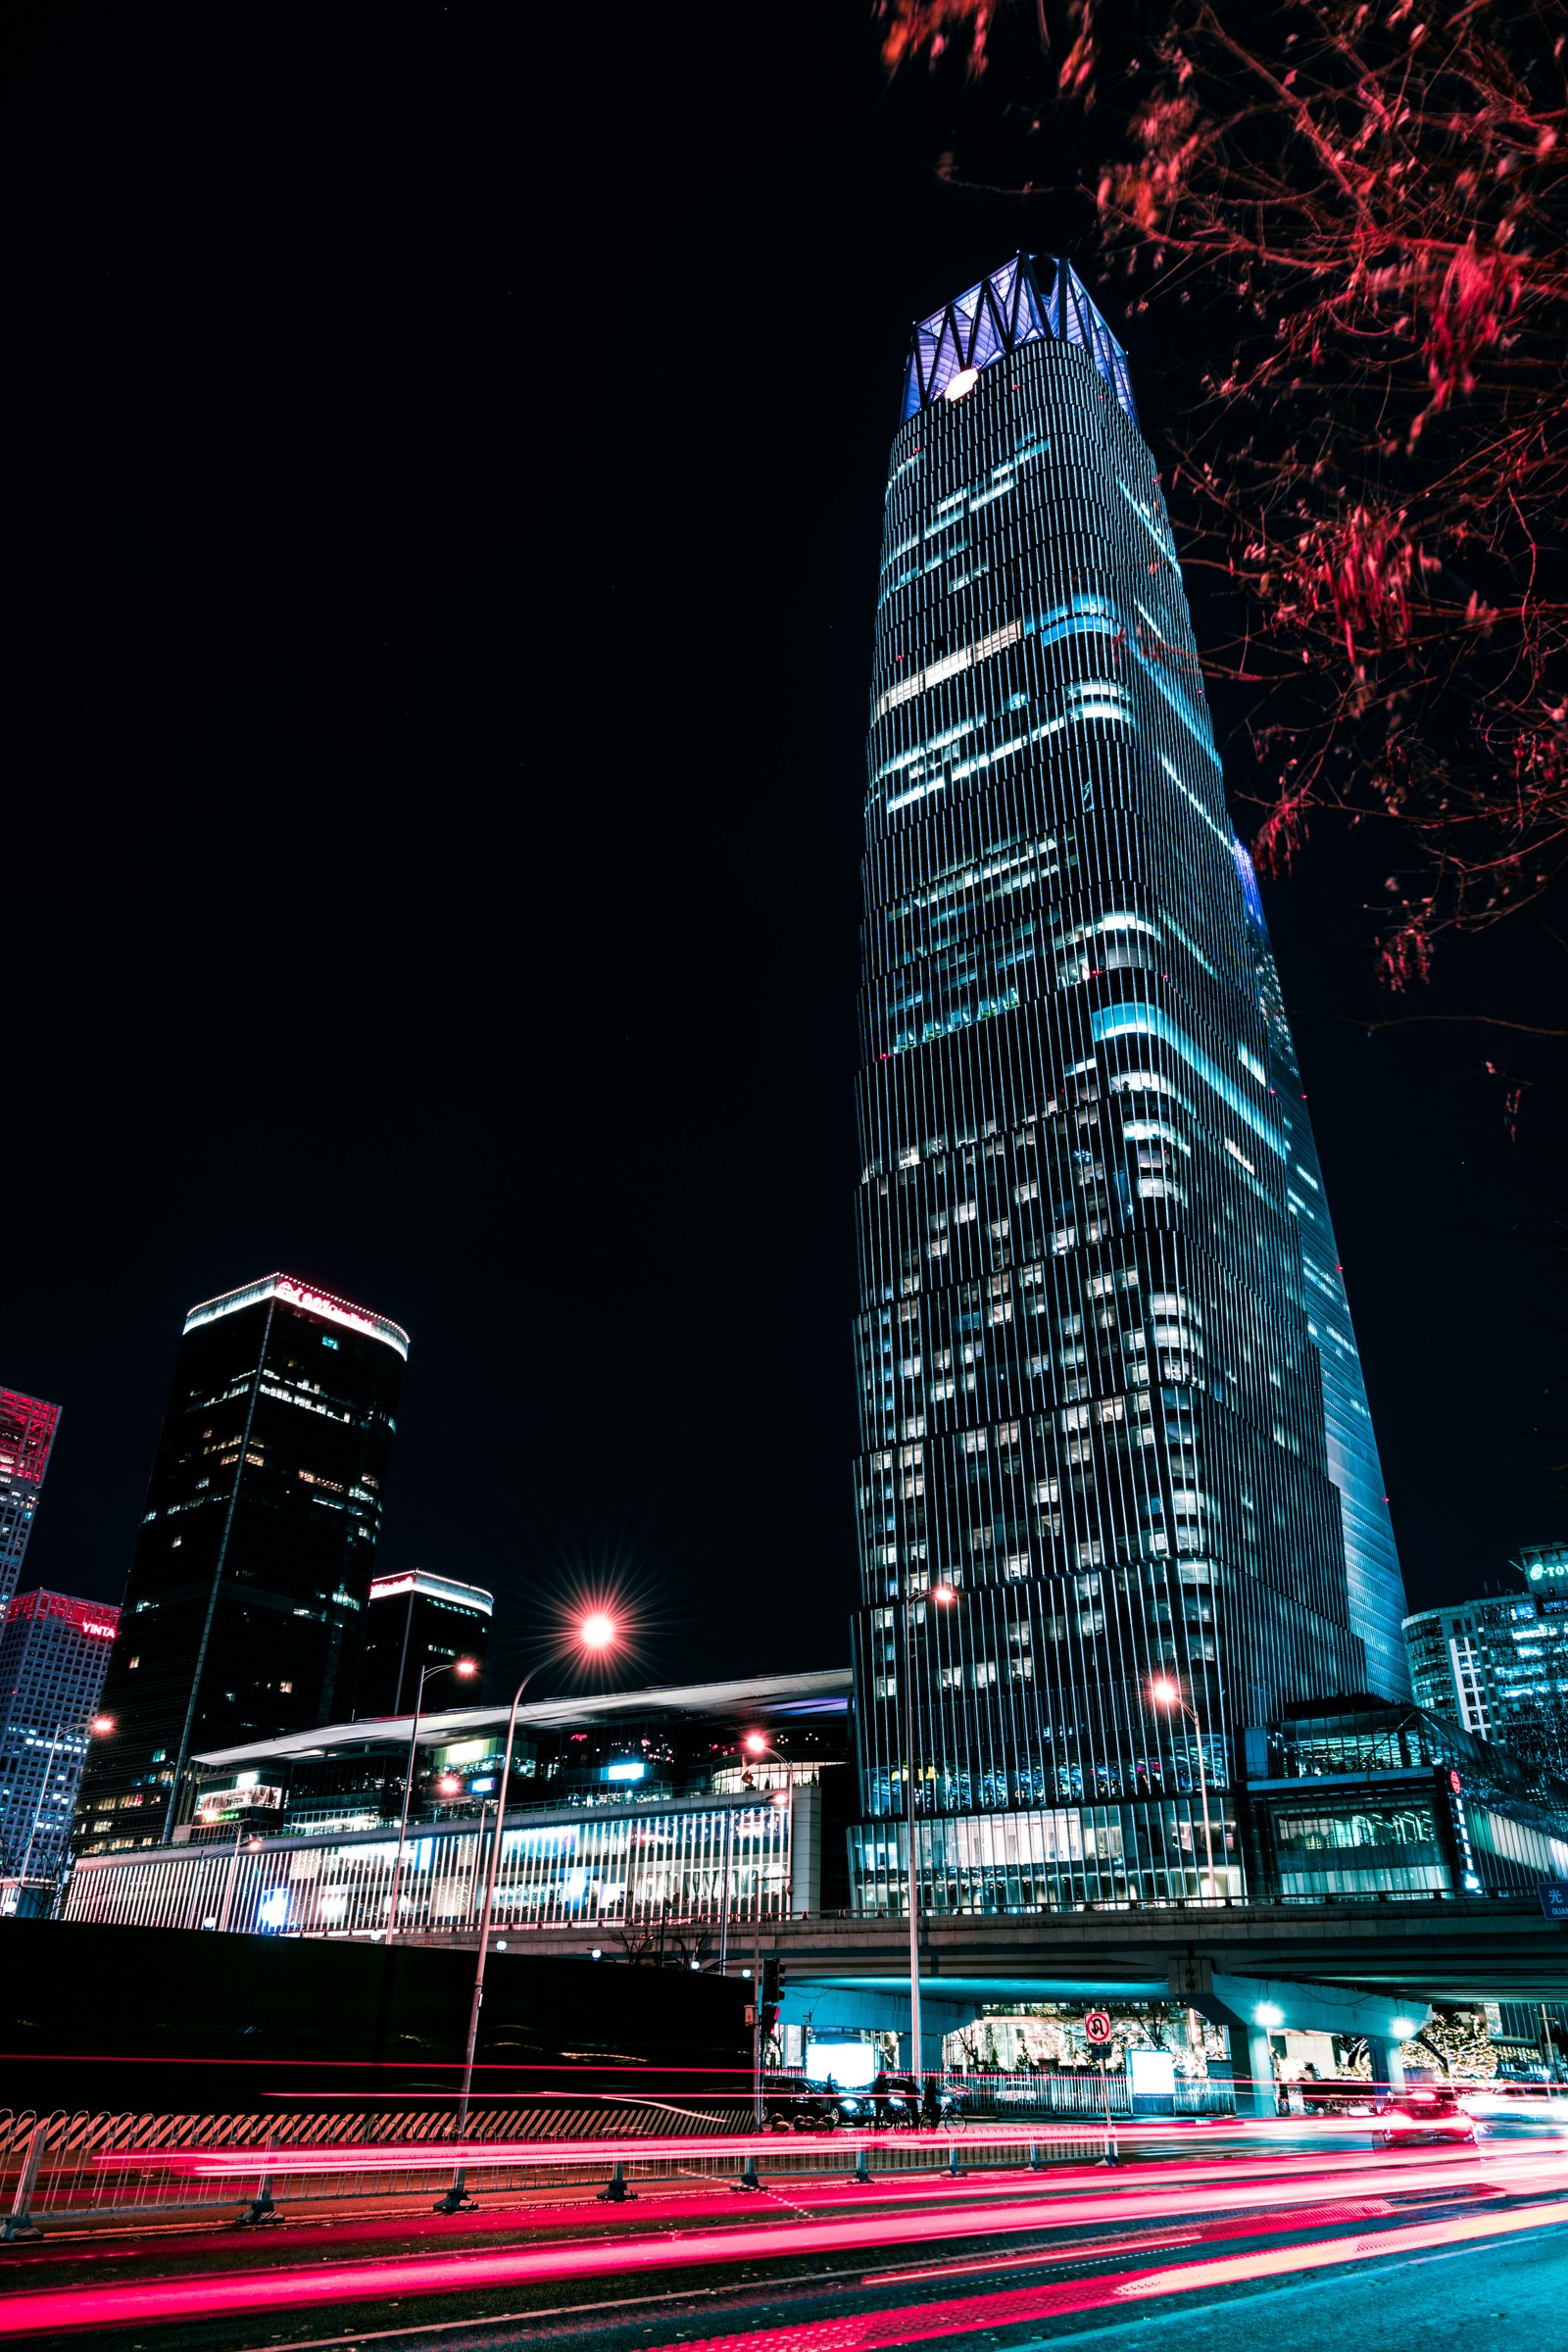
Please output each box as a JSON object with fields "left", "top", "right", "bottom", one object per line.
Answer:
{"left": 7, "top": 2145, "right": 1567, "bottom": 2338}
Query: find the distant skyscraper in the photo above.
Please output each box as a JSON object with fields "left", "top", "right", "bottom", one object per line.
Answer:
{"left": 849, "top": 256, "right": 1409, "bottom": 1913}
{"left": 0, "top": 1590, "right": 119, "bottom": 1903}
{"left": 0, "top": 1392, "right": 62, "bottom": 1616}
{"left": 357, "top": 1569, "right": 493, "bottom": 1716}
{"left": 1405, "top": 1553, "right": 1568, "bottom": 1781}
{"left": 74, "top": 1275, "right": 408, "bottom": 1854}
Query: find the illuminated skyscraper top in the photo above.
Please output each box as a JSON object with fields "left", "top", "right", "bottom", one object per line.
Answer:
{"left": 0, "top": 1392, "right": 61, "bottom": 1617}
{"left": 849, "top": 255, "right": 1409, "bottom": 1917}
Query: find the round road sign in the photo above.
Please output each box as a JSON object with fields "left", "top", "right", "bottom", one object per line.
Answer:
{"left": 1084, "top": 2010, "right": 1112, "bottom": 2045}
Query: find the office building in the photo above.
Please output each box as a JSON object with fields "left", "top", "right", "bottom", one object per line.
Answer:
{"left": 357, "top": 1569, "right": 493, "bottom": 1716}
{"left": 849, "top": 255, "right": 1409, "bottom": 1915}
{"left": 58, "top": 1670, "right": 1568, "bottom": 1934}
{"left": 0, "top": 1391, "right": 61, "bottom": 1616}
{"left": 1405, "top": 1563, "right": 1568, "bottom": 1782}
{"left": 0, "top": 1590, "right": 120, "bottom": 1906}
{"left": 74, "top": 1274, "right": 408, "bottom": 1857}
{"left": 63, "top": 1668, "right": 853, "bottom": 1935}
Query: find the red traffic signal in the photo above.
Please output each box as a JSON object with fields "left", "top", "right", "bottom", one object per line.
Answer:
{"left": 1084, "top": 2010, "right": 1112, "bottom": 2044}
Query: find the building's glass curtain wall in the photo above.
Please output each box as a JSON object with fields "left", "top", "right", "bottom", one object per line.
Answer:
{"left": 1236, "top": 845, "right": 1409, "bottom": 1698}
{"left": 850, "top": 255, "right": 1405, "bottom": 1914}
{"left": 62, "top": 1796, "right": 793, "bottom": 1936}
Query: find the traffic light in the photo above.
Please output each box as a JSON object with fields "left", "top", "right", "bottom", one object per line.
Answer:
{"left": 760, "top": 1956, "right": 785, "bottom": 2040}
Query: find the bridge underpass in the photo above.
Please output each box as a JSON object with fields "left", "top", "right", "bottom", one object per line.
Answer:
{"left": 510, "top": 1895, "right": 1568, "bottom": 2115}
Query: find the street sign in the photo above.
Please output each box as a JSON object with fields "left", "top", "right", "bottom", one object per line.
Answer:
{"left": 1541, "top": 1884, "right": 1568, "bottom": 1922}
{"left": 1084, "top": 2010, "right": 1112, "bottom": 2044}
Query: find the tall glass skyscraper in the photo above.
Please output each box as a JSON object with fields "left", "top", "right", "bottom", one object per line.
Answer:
{"left": 849, "top": 257, "right": 1409, "bottom": 1914}
{"left": 74, "top": 1275, "right": 408, "bottom": 1856}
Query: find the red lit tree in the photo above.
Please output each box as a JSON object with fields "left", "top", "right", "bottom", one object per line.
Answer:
{"left": 879, "top": 1, "right": 1568, "bottom": 986}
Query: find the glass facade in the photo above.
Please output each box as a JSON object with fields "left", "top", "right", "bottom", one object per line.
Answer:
{"left": 74, "top": 1275, "right": 407, "bottom": 1855}
{"left": 0, "top": 1391, "right": 61, "bottom": 1616}
{"left": 0, "top": 1591, "right": 119, "bottom": 1896}
{"left": 1405, "top": 1576, "right": 1568, "bottom": 1782}
{"left": 1237, "top": 849, "right": 1409, "bottom": 1699}
{"left": 1249, "top": 1703, "right": 1568, "bottom": 1900}
{"left": 850, "top": 256, "right": 1409, "bottom": 1915}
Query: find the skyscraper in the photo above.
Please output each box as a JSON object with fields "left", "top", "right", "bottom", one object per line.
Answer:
{"left": 0, "top": 1391, "right": 62, "bottom": 1616}
{"left": 74, "top": 1275, "right": 408, "bottom": 1855}
{"left": 357, "top": 1568, "right": 493, "bottom": 1716}
{"left": 0, "top": 1590, "right": 120, "bottom": 1906}
{"left": 848, "top": 256, "right": 1409, "bottom": 1914}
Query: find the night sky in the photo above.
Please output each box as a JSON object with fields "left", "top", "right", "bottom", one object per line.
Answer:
{"left": 7, "top": 6, "right": 1563, "bottom": 1701}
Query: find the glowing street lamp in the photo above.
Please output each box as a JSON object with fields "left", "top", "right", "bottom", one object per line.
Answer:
{"left": 1151, "top": 1677, "right": 1216, "bottom": 1901}
{"left": 438, "top": 1612, "right": 619, "bottom": 2213}
{"left": 906, "top": 1581, "right": 957, "bottom": 2081}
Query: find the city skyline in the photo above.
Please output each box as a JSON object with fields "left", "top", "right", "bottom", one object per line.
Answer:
{"left": 7, "top": 17, "right": 1563, "bottom": 1696}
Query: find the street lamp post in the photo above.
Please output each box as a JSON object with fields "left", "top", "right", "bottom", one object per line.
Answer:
{"left": 384, "top": 1655, "right": 478, "bottom": 1943}
{"left": 904, "top": 1584, "right": 956, "bottom": 2082}
{"left": 28, "top": 1713, "right": 115, "bottom": 1921}
{"left": 1151, "top": 1678, "right": 1216, "bottom": 1900}
{"left": 435, "top": 1610, "right": 617, "bottom": 2215}
{"left": 217, "top": 1825, "right": 264, "bottom": 1933}
{"left": 735, "top": 1732, "right": 789, "bottom": 2124}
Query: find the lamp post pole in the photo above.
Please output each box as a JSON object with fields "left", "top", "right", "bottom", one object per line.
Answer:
{"left": 1152, "top": 1680, "right": 1214, "bottom": 1900}
{"left": 436, "top": 1612, "right": 616, "bottom": 2215}
{"left": 902, "top": 1583, "right": 956, "bottom": 2082}
{"left": 385, "top": 1655, "right": 478, "bottom": 1944}
{"left": 903, "top": 1592, "right": 921, "bottom": 2081}
{"left": 217, "top": 1821, "right": 260, "bottom": 1934}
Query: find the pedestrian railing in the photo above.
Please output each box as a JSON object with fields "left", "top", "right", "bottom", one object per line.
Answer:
{"left": 953, "top": 2072, "right": 1235, "bottom": 2119}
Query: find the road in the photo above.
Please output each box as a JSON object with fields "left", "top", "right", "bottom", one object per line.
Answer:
{"left": 2, "top": 2132, "right": 1566, "bottom": 2350}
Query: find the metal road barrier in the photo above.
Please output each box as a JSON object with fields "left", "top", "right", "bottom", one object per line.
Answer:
{"left": 0, "top": 2076, "right": 1236, "bottom": 2233}
{"left": 0, "top": 2109, "right": 1157, "bottom": 2233}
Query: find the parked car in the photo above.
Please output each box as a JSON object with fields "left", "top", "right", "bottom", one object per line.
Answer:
{"left": 1372, "top": 2086, "right": 1475, "bottom": 2148}
{"left": 760, "top": 2073, "right": 844, "bottom": 2132}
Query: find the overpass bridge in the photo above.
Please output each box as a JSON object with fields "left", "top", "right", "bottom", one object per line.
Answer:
{"left": 507, "top": 1895, "right": 1568, "bottom": 2112}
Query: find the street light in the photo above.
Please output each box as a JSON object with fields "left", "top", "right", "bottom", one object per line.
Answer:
{"left": 385, "top": 1655, "right": 479, "bottom": 1942}
{"left": 18, "top": 1711, "right": 120, "bottom": 1910}
{"left": 905, "top": 1581, "right": 956, "bottom": 2082}
{"left": 436, "top": 1612, "right": 619, "bottom": 2214}
{"left": 1151, "top": 1676, "right": 1216, "bottom": 1901}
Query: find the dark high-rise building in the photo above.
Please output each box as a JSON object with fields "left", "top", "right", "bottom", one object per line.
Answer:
{"left": 74, "top": 1275, "right": 407, "bottom": 1855}
{"left": 0, "top": 1391, "right": 62, "bottom": 1616}
{"left": 357, "top": 1568, "right": 493, "bottom": 1716}
{"left": 0, "top": 1590, "right": 120, "bottom": 1904}
{"left": 849, "top": 257, "right": 1409, "bottom": 1914}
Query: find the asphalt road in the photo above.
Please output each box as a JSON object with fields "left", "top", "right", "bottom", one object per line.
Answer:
{"left": 4, "top": 2138, "right": 1565, "bottom": 2351}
